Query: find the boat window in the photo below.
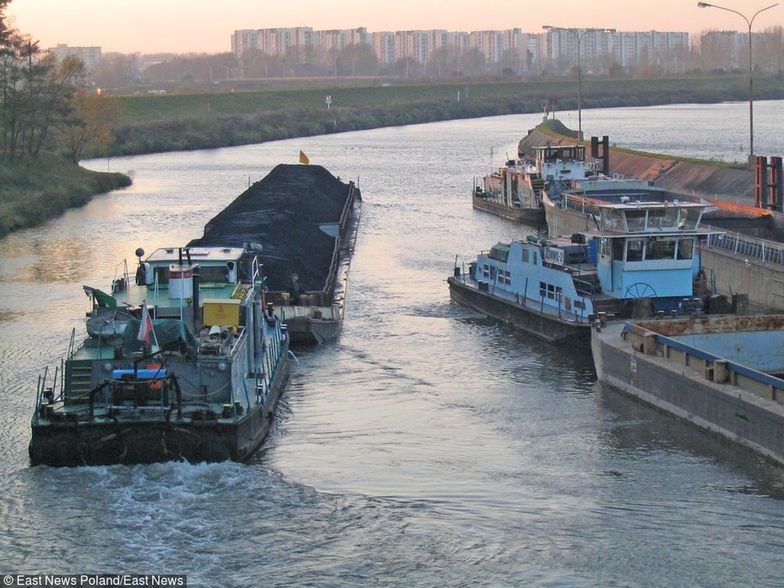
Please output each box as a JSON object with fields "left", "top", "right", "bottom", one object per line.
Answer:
{"left": 679, "top": 208, "right": 701, "bottom": 229}
{"left": 612, "top": 239, "right": 625, "bottom": 261}
{"left": 500, "top": 270, "right": 512, "bottom": 285}
{"left": 522, "top": 248, "right": 529, "bottom": 263}
{"left": 539, "top": 281, "right": 546, "bottom": 297}
{"left": 200, "top": 265, "right": 231, "bottom": 283}
{"left": 574, "top": 300, "right": 586, "bottom": 310}
{"left": 565, "top": 297, "right": 572, "bottom": 311}
{"left": 482, "top": 264, "right": 490, "bottom": 278}
{"left": 648, "top": 208, "right": 678, "bottom": 230}
{"left": 154, "top": 266, "right": 170, "bottom": 284}
{"left": 625, "top": 210, "right": 646, "bottom": 231}
{"left": 547, "top": 284, "right": 556, "bottom": 300}
{"left": 677, "top": 238, "right": 694, "bottom": 260}
{"left": 626, "top": 240, "right": 644, "bottom": 262}
{"left": 532, "top": 251, "right": 538, "bottom": 265}
{"left": 601, "top": 209, "right": 624, "bottom": 231}
{"left": 600, "top": 238, "right": 608, "bottom": 257}
{"left": 646, "top": 238, "right": 676, "bottom": 260}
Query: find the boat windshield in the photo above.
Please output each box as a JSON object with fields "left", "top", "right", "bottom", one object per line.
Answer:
{"left": 647, "top": 208, "right": 679, "bottom": 230}
{"left": 624, "top": 210, "right": 646, "bottom": 231}
{"left": 678, "top": 207, "right": 702, "bottom": 230}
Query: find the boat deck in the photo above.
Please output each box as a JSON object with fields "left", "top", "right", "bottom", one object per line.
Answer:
{"left": 114, "top": 283, "right": 241, "bottom": 308}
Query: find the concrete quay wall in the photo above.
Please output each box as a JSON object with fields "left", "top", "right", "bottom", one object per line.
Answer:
{"left": 702, "top": 247, "right": 784, "bottom": 312}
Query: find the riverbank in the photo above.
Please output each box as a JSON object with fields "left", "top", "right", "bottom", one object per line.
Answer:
{"left": 0, "top": 154, "right": 131, "bottom": 238}
{"left": 111, "top": 75, "right": 784, "bottom": 156}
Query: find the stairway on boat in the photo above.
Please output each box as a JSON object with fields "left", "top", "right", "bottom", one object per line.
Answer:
{"left": 532, "top": 178, "right": 545, "bottom": 203}
{"left": 66, "top": 361, "right": 93, "bottom": 398}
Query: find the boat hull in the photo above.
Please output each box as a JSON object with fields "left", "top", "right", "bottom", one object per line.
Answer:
{"left": 472, "top": 194, "right": 545, "bottom": 225}
{"left": 285, "top": 315, "right": 342, "bottom": 346}
{"left": 448, "top": 276, "right": 590, "bottom": 346}
{"left": 29, "top": 354, "right": 290, "bottom": 467}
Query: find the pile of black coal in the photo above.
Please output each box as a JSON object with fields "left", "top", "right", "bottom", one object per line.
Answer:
{"left": 188, "top": 164, "right": 355, "bottom": 292}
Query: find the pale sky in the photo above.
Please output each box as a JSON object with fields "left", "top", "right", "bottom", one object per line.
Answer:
{"left": 7, "top": 0, "right": 784, "bottom": 54}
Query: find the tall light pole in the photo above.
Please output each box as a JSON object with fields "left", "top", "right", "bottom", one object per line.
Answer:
{"left": 542, "top": 26, "right": 615, "bottom": 140}
{"left": 697, "top": 2, "right": 779, "bottom": 164}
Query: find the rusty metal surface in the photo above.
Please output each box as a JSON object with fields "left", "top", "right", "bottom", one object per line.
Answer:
{"left": 631, "top": 314, "right": 784, "bottom": 337}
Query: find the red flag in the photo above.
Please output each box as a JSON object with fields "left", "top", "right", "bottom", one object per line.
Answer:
{"left": 137, "top": 304, "right": 153, "bottom": 346}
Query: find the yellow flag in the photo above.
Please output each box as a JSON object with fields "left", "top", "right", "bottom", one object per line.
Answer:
{"left": 299, "top": 150, "right": 310, "bottom": 165}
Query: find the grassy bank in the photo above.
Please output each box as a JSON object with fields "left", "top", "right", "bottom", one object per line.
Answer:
{"left": 110, "top": 75, "right": 784, "bottom": 156}
{"left": 0, "top": 153, "right": 131, "bottom": 238}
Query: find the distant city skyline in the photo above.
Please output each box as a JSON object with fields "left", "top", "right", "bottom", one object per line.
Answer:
{"left": 8, "top": 0, "right": 783, "bottom": 54}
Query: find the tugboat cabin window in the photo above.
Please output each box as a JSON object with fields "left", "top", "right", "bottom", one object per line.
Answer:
{"left": 612, "top": 239, "right": 625, "bottom": 261}
{"left": 200, "top": 265, "right": 234, "bottom": 283}
{"left": 522, "top": 248, "right": 529, "bottom": 263}
{"left": 601, "top": 209, "right": 624, "bottom": 231}
{"left": 679, "top": 208, "right": 702, "bottom": 230}
{"left": 626, "top": 240, "right": 644, "bottom": 262}
{"left": 625, "top": 210, "right": 646, "bottom": 231}
{"left": 482, "top": 264, "right": 490, "bottom": 278}
{"left": 646, "top": 238, "right": 676, "bottom": 260}
{"left": 647, "top": 208, "right": 678, "bottom": 230}
{"left": 154, "top": 266, "right": 170, "bottom": 284}
{"left": 677, "top": 238, "right": 694, "bottom": 259}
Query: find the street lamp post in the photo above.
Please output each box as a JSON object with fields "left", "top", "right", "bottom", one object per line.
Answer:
{"left": 542, "top": 26, "right": 615, "bottom": 140}
{"left": 697, "top": 2, "right": 779, "bottom": 164}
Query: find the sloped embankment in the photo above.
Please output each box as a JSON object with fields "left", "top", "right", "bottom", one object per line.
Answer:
{"left": 518, "top": 119, "right": 754, "bottom": 203}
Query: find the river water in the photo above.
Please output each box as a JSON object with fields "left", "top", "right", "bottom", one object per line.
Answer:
{"left": 1, "top": 101, "right": 783, "bottom": 586}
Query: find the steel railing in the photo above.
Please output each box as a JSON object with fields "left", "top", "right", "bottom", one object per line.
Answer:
{"left": 704, "top": 227, "right": 784, "bottom": 266}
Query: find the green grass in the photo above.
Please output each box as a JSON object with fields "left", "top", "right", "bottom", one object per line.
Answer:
{"left": 0, "top": 153, "right": 131, "bottom": 237}
{"left": 117, "top": 76, "right": 784, "bottom": 123}
{"left": 108, "top": 75, "right": 784, "bottom": 156}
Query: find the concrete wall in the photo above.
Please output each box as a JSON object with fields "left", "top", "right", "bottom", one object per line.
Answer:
{"left": 702, "top": 248, "right": 784, "bottom": 311}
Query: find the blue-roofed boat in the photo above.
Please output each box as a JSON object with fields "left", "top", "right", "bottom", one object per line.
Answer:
{"left": 449, "top": 196, "right": 721, "bottom": 345}
{"left": 29, "top": 245, "right": 289, "bottom": 466}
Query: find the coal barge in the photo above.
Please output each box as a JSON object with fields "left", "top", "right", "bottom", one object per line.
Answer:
{"left": 189, "top": 164, "right": 361, "bottom": 345}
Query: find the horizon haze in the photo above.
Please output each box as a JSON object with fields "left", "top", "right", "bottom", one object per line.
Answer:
{"left": 8, "top": 0, "right": 784, "bottom": 54}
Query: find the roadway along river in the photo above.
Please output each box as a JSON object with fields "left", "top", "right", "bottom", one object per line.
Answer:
{"left": 0, "top": 101, "right": 782, "bottom": 585}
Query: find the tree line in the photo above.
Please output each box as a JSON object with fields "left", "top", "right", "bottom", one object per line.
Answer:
{"left": 0, "top": 0, "right": 117, "bottom": 161}
{"left": 89, "top": 27, "right": 784, "bottom": 90}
